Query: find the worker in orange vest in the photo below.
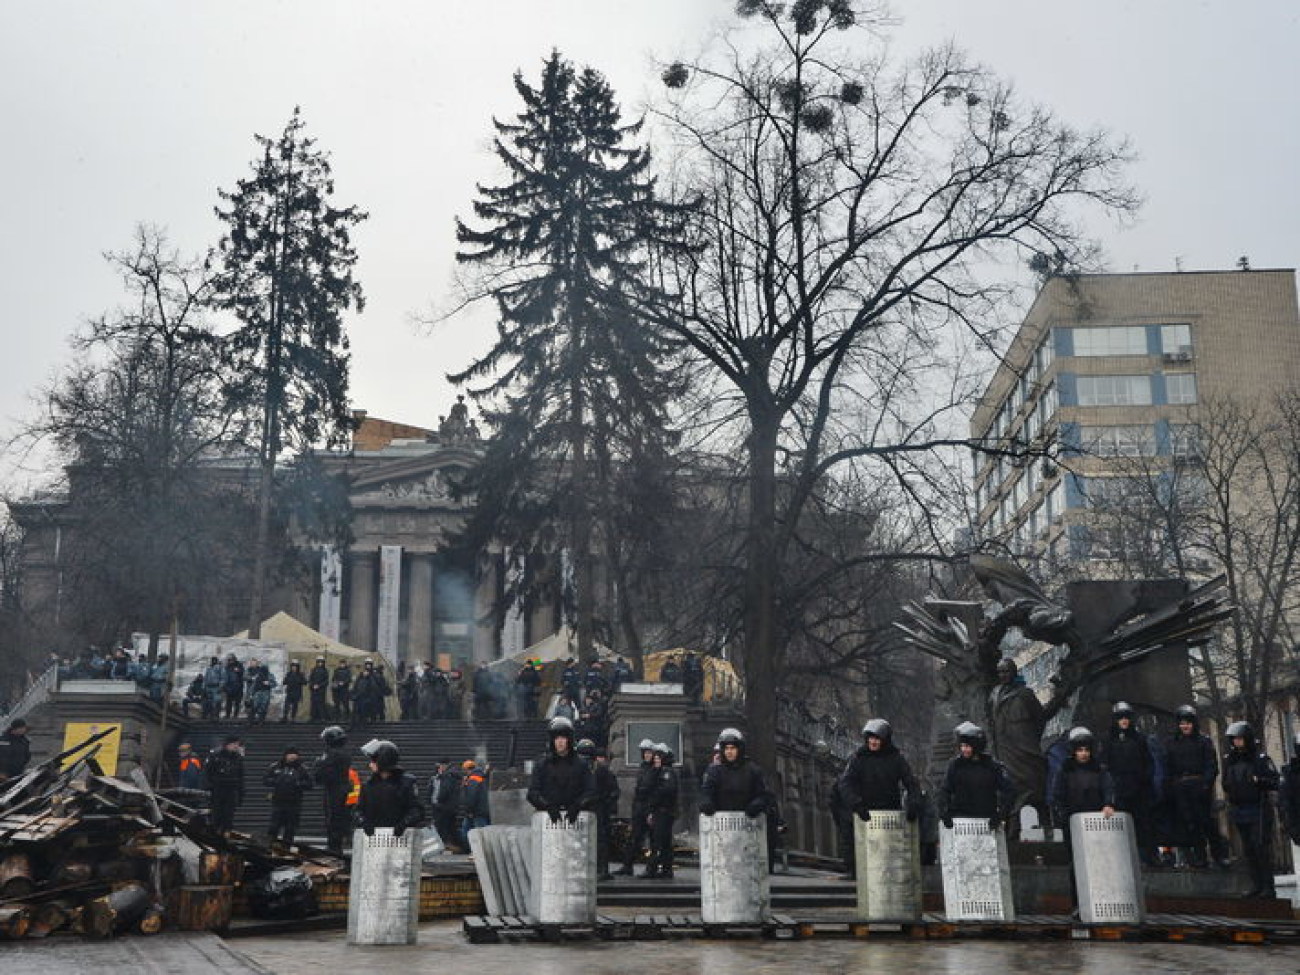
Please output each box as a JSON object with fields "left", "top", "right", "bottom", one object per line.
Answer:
{"left": 176, "top": 741, "right": 205, "bottom": 791}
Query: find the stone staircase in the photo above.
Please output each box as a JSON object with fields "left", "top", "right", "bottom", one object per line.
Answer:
{"left": 179, "top": 718, "right": 549, "bottom": 837}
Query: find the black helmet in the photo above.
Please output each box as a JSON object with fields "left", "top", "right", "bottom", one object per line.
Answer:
{"left": 576, "top": 738, "right": 597, "bottom": 757}
{"left": 955, "top": 721, "right": 987, "bottom": 753}
{"left": 361, "top": 738, "right": 400, "bottom": 770}
{"left": 548, "top": 716, "right": 575, "bottom": 738}
{"left": 1067, "top": 726, "right": 1095, "bottom": 751}
{"left": 862, "top": 718, "right": 892, "bottom": 744}
{"left": 1175, "top": 704, "right": 1198, "bottom": 725}
{"left": 1112, "top": 701, "right": 1136, "bottom": 720}
{"left": 320, "top": 725, "right": 347, "bottom": 747}
{"left": 1225, "top": 721, "right": 1255, "bottom": 749}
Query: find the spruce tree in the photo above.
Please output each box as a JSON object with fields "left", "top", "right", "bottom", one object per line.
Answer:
{"left": 453, "top": 52, "right": 691, "bottom": 663}
{"left": 210, "top": 108, "right": 366, "bottom": 637}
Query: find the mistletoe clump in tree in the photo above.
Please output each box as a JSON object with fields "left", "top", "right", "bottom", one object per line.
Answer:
{"left": 452, "top": 52, "right": 693, "bottom": 665}
{"left": 210, "top": 107, "right": 366, "bottom": 637}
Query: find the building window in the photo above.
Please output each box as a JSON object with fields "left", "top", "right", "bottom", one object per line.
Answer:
{"left": 1046, "top": 478, "right": 1066, "bottom": 521}
{"left": 1169, "top": 423, "right": 1201, "bottom": 458}
{"left": 1080, "top": 424, "right": 1155, "bottom": 457}
{"left": 1077, "top": 375, "right": 1153, "bottom": 406}
{"left": 1160, "top": 323, "right": 1193, "bottom": 355}
{"left": 1165, "top": 373, "right": 1198, "bottom": 405}
{"left": 1072, "top": 325, "right": 1149, "bottom": 357}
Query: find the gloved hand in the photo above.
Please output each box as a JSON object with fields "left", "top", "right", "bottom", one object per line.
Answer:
{"left": 566, "top": 807, "right": 581, "bottom": 825}
{"left": 744, "top": 799, "right": 766, "bottom": 818}
{"left": 941, "top": 816, "right": 954, "bottom": 830}
{"left": 547, "top": 805, "right": 562, "bottom": 824}
{"left": 363, "top": 825, "right": 376, "bottom": 837}
{"left": 393, "top": 823, "right": 406, "bottom": 838}
{"left": 987, "top": 816, "right": 1001, "bottom": 831}
{"left": 699, "top": 802, "right": 716, "bottom": 816}
{"left": 855, "top": 806, "right": 871, "bottom": 823}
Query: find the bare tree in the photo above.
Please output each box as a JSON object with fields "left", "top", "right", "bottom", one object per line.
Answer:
{"left": 649, "top": 2, "right": 1136, "bottom": 771}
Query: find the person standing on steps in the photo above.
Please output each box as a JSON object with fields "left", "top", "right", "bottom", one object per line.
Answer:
{"left": 643, "top": 742, "right": 678, "bottom": 880}
{"left": 615, "top": 739, "right": 657, "bottom": 876}
{"left": 314, "top": 725, "right": 353, "bottom": 855}
{"left": 308, "top": 656, "right": 330, "bottom": 721}
{"left": 264, "top": 745, "right": 313, "bottom": 846}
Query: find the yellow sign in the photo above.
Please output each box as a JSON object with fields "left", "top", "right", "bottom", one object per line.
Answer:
{"left": 61, "top": 722, "right": 122, "bottom": 775}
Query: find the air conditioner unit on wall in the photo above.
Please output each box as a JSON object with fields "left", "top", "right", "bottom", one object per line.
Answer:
{"left": 1162, "top": 351, "right": 1193, "bottom": 364}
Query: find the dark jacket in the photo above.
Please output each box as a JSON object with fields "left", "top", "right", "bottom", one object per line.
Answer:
{"left": 331, "top": 665, "right": 352, "bottom": 693}
{"left": 1280, "top": 758, "right": 1300, "bottom": 843}
{"left": 700, "top": 756, "right": 770, "bottom": 814}
{"left": 314, "top": 745, "right": 352, "bottom": 799}
{"left": 646, "top": 765, "right": 678, "bottom": 817}
{"left": 1222, "top": 748, "right": 1279, "bottom": 809}
{"left": 308, "top": 664, "right": 330, "bottom": 695}
{"left": 839, "top": 743, "right": 920, "bottom": 814}
{"left": 176, "top": 753, "right": 205, "bottom": 790}
{"left": 1050, "top": 756, "right": 1116, "bottom": 821}
{"left": 0, "top": 731, "right": 32, "bottom": 779}
{"left": 355, "top": 768, "right": 425, "bottom": 830}
{"left": 1165, "top": 730, "right": 1218, "bottom": 784}
{"left": 429, "top": 767, "right": 462, "bottom": 812}
{"left": 593, "top": 762, "right": 621, "bottom": 817}
{"left": 630, "top": 760, "right": 657, "bottom": 815}
{"left": 205, "top": 748, "right": 245, "bottom": 802}
{"left": 459, "top": 770, "right": 491, "bottom": 819}
{"left": 224, "top": 661, "right": 245, "bottom": 696}
{"left": 283, "top": 668, "right": 307, "bottom": 703}
{"left": 527, "top": 748, "right": 596, "bottom": 811}
{"left": 937, "top": 753, "right": 1015, "bottom": 821}
{"left": 264, "top": 759, "right": 313, "bottom": 806}
{"left": 1102, "top": 724, "right": 1155, "bottom": 806}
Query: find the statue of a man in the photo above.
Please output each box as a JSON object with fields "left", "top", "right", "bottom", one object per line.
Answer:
{"left": 987, "top": 657, "right": 1049, "bottom": 833}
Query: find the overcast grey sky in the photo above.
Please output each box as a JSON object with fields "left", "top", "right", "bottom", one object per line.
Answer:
{"left": 2, "top": 1, "right": 1297, "bottom": 491}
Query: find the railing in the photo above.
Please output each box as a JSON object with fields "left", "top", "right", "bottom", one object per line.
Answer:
{"left": 1, "top": 661, "right": 60, "bottom": 725}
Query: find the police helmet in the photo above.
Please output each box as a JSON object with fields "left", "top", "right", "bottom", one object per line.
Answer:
{"left": 548, "top": 716, "right": 575, "bottom": 737}
{"left": 653, "top": 741, "right": 674, "bottom": 763}
{"left": 320, "top": 725, "right": 347, "bottom": 747}
{"left": 1225, "top": 720, "right": 1255, "bottom": 749}
{"left": 954, "top": 721, "right": 987, "bottom": 752}
{"left": 361, "top": 738, "right": 400, "bottom": 770}
{"left": 1112, "top": 701, "right": 1136, "bottom": 720}
{"left": 639, "top": 738, "right": 656, "bottom": 751}
{"left": 1175, "top": 704, "right": 1198, "bottom": 724}
{"left": 717, "top": 727, "right": 745, "bottom": 746}
{"left": 862, "top": 718, "right": 893, "bottom": 744}
{"left": 576, "top": 738, "right": 597, "bottom": 757}
{"left": 1067, "top": 726, "right": 1095, "bottom": 751}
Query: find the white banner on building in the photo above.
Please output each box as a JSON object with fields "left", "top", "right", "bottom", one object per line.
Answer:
{"left": 319, "top": 547, "right": 343, "bottom": 642}
{"left": 377, "top": 545, "right": 403, "bottom": 664}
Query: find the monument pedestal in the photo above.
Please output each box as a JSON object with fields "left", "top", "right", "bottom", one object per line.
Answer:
{"left": 855, "top": 810, "right": 921, "bottom": 920}
{"left": 347, "top": 827, "right": 422, "bottom": 945}
{"left": 939, "top": 819, "right": 1015, "bottom": 921}
{"left": 529, "top": 811, "right": 596, "bottom": 923}
{"left": 698, "top": 811, "right": 770, "bottom": 923}
{"left": 1070, "top": 812, "right": 1145, "bottom": 924}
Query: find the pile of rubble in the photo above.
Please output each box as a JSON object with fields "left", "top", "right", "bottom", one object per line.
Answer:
{"left": 0, "top": 728, "right": 343, "bottom": 939}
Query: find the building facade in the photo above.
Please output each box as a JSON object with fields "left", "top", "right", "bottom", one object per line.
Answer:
{"left": 970, "top": 269, "right": 1300, "bottom": 568}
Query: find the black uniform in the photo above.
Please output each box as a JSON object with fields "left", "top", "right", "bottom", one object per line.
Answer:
{"left": 355, "top": 767, "right": 425, "bottom": 834}
{"left": 428, "top": 765, "right": 463, "bottom": 849}
{"left": 1281, "top": 755, "right": 1300, "bottom": 848}
{"left": 620, "top": 756, "right": 657, "bottom": 873}
{"left": 308, "top": 663, "right": 330, "bottom": 721}
{"left": 314, "top": 743, "right": 353, "bottom": 854}
{"left": 1223, "top": 746, "right": 1280, "bottom": 897}
{"left": 1102, "top": 721, "right": 1157, "bottom": 862}
{"left": 331, "top": 664, "right": 352, "bottom": 719}
{"left": 223, "top": 660, "right": 245, "bottom": 719}
{"left": 1165, "top": 726, "right": 1229, "bottom": 865}
{"left": 645, "top": 763, "right": 679, "bottom": 877}
{"left": 937, "top": 753, "right": 1015, "bottom": 825}
{"left": 838, "top": 743, "right": 921, "bottom": 818}
{"left": 1050, "top": 750, "right": 1116, "bottom": 908}
{"left": 700, "top": 756, "right": 771, "bottom": 815}
{"left": 263, "top": 757, "right": 313, "bottom": 844}
{"left": 282, "top": 667, "right": 307, "bottom": 722}
{"left": 526, "top": 744, "right": 596, "bottom": 820}
{"left": 205, "top": 746, "right": 245, "bottom": 832}
{"left": 0, "top": 729, "right": 32, "bottom": 783}
{"left": 591, "top": 759, "right": 621, "bottom": 877}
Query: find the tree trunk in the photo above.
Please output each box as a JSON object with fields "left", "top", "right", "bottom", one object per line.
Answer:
{"left": 569, "top": 334, "right": 596, "bottom": 666}
{"left": 743, "top": 416, "right": 781, "bottom": 780}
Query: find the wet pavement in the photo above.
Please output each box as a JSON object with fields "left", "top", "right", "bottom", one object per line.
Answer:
{"left": 231, "top": 920, "right": 1300, "bottom": 975}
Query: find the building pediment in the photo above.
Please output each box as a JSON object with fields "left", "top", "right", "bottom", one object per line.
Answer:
{"left": 349, "top": 451, "right": 476, "bottom": 510}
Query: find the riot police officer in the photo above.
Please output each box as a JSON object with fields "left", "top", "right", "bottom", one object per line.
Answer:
{"left": 527, "top": 717, "right": 596, "bottom": 822}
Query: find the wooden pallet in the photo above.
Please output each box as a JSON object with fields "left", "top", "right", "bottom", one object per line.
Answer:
{"left": 464, "top": 911, "right": 1300, "bottom": 946}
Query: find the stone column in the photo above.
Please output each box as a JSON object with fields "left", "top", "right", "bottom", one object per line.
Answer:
{"left": 408, "top": 553, "right": 434, "bottom": 663}
{"left": 472, "top": 553, "right": 499, "bottom": 664}
{"left": 349, "top": 550, "right": 377, "bottom": 651}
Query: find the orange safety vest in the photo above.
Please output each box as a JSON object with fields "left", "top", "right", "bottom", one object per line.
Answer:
{"left": 345, "top": 767, "right": 361, "bottom": 806}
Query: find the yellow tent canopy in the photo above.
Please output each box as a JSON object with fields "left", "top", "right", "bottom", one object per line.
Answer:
{"left": 642, "top": 649, "right": 741, "bottom": 703}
